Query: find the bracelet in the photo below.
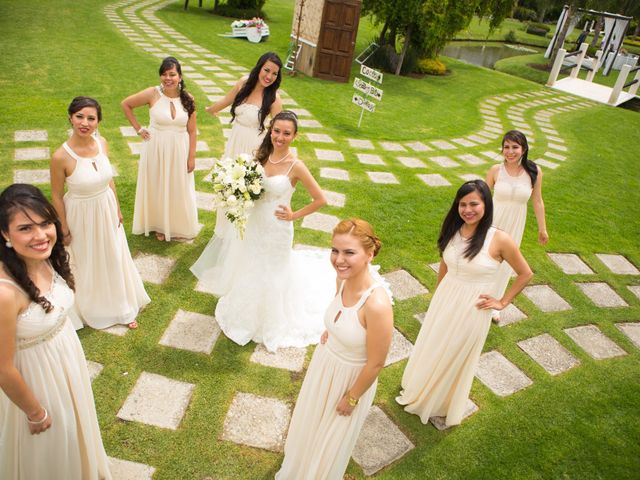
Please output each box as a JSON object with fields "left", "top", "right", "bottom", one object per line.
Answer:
{"left": 27, "top": 407, "right": 48, "bottom": 425}
{"left": 137, "top": 127, "right": 146, "bottom": 135}
{"left": 346, "top": 392, "right": 359, "bottom": 407}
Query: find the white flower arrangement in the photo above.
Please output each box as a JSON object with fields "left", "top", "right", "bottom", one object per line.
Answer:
{"left": 210, "top": 153, "right": 265, "bottom": 239}
{"left": 231, "top": 17, "right": 265, "bottom": 32}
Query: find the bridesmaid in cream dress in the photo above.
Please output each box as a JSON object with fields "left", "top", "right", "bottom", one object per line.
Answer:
{"left": 486, "top": 130, "right": 548, "bottom": 321}
{"left": 397, "top": 180, "right": 533, "bottom": 427}
{"left": 50, "top": 96, "right": 149, "bottom": 330}
{"left": 122, "top": 56, "right": 198, "bottom": 241}
{"left": 0, "top": 184, "right": 111, "bottom": 479}
{"left": 276, "top": 219, "right": 394, "bottom": 479}
{"left": 204, "top": 52, "right": 282, "bottom": 239}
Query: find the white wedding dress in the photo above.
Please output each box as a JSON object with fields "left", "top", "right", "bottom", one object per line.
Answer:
{"left": 192, "top": 164, "right": 335, "bottom": 351}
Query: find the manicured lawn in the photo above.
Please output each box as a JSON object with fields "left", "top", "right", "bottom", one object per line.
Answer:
{"left": 1, "top": 1, "right": 639, "bottom": 479}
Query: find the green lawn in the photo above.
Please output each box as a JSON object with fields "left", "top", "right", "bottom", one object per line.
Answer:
{"left": 1, "top": 1, "right": 640, "bottom": 479}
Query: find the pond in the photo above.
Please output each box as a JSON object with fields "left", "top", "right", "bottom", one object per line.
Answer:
{"left": 441, "top": 42, "right": 540, "bottom": 69}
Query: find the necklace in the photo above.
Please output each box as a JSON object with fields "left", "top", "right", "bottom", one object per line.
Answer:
{"left": 268, "top": 151, "right": 291, "bottom": 165}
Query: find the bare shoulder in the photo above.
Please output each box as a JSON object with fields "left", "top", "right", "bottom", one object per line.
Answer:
{"left": 364, "top": 286, "right": 393, "bottom": 316}
{"left": 51, "top": 144, "right": 70, "bottom": 165}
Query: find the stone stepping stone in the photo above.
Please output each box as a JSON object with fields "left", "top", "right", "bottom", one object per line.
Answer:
{"left": 367, "top": 172, "right": 399, "bottom": 184}
{"left": 429, "top": 399, "right": 478, "bottom": 430}
{"left": 201, "top": 86, "right": 224, "bottom": 93}
{"left": 207, "top": 95, "right": 224, "bottom": 102}
{"left": 575, "top": 282, "right": 628, "bottom": 307}
{"left": 495, "top": 303, "right": 527, "bottom": 327}
{"left": 544, "top": 151, "right": 566, "bottom": 161}
{"left": 14, "top": 147, "right": 49, "bottom": 161}
{"left": 119, "top": 126, "right": 137, "bottom": 137}
{"left": 397, "top": 156, "right": 427, "bottom": 168}
{"left": 195, "top": 157, "right": 215, "bottom": 171}
{"left": 547, "top": 253, "right": 593, "bottom": 274}
{"left": 481, "top": 150, "right": 500, "bottom": 160}
{"left": 595, "top": 254, "right": 639, "bottom": 275}
{"left": 417, "top": 173, "right": 451, "bottom": 187}
{"left": 299, "top": 119, "right": 322, "bottom": 128}
{"left": 564, "top": 325, "right": 626, "bottom": 359}
{"left": 14, "top": 130, "right": 48, "bottom": 142}
{"left": 195, "top": 191, "right": 216, "bottom": 211}
{"left": 548, "top": 143, "right": 567, "bottom": 152}
{"left": 250, "top": 344, "right": 307, "bottom": 372}
{"left": 628, "top": 285, "right": 640, "bottom": 300}
{"left": 536, "top": 159, "right": 559, "bottom": 170}
{"left": 616, "top": 322, "right": 640, "bottom": 349}
{"left": 102, "top": 324, "right": 130, "bottom": 336}
{"left": 546, "top": 135, "right": 564, "bottom": 143}
{"left": 301, "top": 212, "right": 340, "bottom": 233}
{"left": 108, "top": 457, "right": 156, "bottom": 480}
{"left": 430, "top": 156, "right": 459, "bottom": 168}
{"left": 213, "top": 72, "right": 235, "bottom": 79}
{"left": 159, "top": 309, "right": 221, "bottom": 354}
{"left": 322, "top": 189, "right": 346, "bottom": 207}
{"left": 457, "top": 153, "right": 484, "bottom": 165}
{"left": 128, "top": 142, "right": 143, "bottom": 155}
{"left": 382, "top": 269, "right": 428, "bottom": 301}
{"left": 380, "top": 141, "right": 406, "bottom": 152}
{"left": 320, "top": 167, "right": 349, "bottom": 181}
{"left": 187, "top": 72, "right": 205, "bottom": 79}
{"left": 14, "top": 169, "right": 50, "bottom": 184}
{"left": 522, "top": 285, "right": 571, "bottom": 312}
{"left": 282, "top": 97, "right": 298, "bottom": 106}
{"left": 405, "top": 141, "right": 432, "bottom": 152}
{"left": 458, "top": 173, "right": 483, "bottom": 182}
{"left": 451, "top": 138, "right": 475, "bottom": 147}
{"left": 357, "top": 153, "right": 385, "bottom": 165}
{"left": 348, "top": 138, "right": 374, "bottom": 149}
{"left": 466, "top": 134, "right": 491, "bottom": 144}
{"left": 315, "top": 149, "right": 344, "bottom": 162}
{"left": 290, "top": 108, "right": 311, "bottom": 117}
{"left": 86, "top": 360, "right": 104, "bottom": 382}
{"left": 222, "top": 392, "right": 290, "bottom": 452}
{"left": 385, "top": 328, "right": 413, "bottom": 366}
{"left": 352, "top": 405, "right": 414, "bottom": 476}
{"left": 475, "top": 350, "right": 532, "bottom": 396}
{"left": 484, "top": 125, "right": 504, "bottom": 134}
{"left": 133, "top": 253, "right": 176, "bottom": 284}
{"left": 517, "top": 333, "right": 579, "bottom": 375}
{"left": 203, "top": 66, "right": 223, "bottom": 72}
{"left": 194, "top": 79, "right": 215, "bottom": 86}
{"left": 117, "top": 372, "right": 195, "bottom": 430}
{"left": 305, "top": 133, "right": 334, "bottom": 143}
{"left": 431, "top": 140, "right": 456, "bottom": 150}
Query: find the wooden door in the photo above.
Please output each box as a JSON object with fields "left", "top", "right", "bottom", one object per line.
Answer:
{"left": 314, "top": 0, "right": 360, "bottom": 82}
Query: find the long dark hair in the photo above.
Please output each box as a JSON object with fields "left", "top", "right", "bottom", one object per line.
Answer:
{"left": 68, "top": 96, "right": 102, "bottom": 121}
{"left": 254, "top": 110, "right": 298, "bottom": 165}
{"left": 231, "top": 52, "right": 282, "bottom": 133}
{"left": 437, "top": 180, "right": 493, "bottom": 260}
{"left": 159, "top": 56, "right": 195, "bottom": 116}
{"left": 502, "top": 130, "right": 537, "bottom": 187}
{"left": 0, "top": 184, "right": 75, "bottom": 312}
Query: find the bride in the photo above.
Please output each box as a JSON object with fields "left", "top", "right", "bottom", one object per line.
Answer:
{"left": 191, "top": 110, "right": 335, "bottom": 351}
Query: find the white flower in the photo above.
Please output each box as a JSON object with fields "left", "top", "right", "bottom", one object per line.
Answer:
{"left": 226, "top": 195, "right": 237, "bottom": 206}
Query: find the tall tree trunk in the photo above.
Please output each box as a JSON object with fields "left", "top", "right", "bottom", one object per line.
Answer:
{"left": 537, "top": 7, "right": 547, "bottom": 23}
{"left": 378, "top": 19, "right": 389, "bottom": 45}
{"left": 395, "top": 23, "right": 413, "bottom": 76}
{"left": 589, "top": 16, "right": 604, "bottom": 49}
{"left": 388, "top": 25, "right": 397, "bottom": 50}
{"left": 550, "top": 3, "right": 576, "bottom": 65}
{"left": 635, "top": 22, "right": 640, "bottom": 37}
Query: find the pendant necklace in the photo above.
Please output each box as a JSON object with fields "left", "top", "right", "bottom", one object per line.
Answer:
{"left": 268, "top": 151, "right": 291, "bottom": 165}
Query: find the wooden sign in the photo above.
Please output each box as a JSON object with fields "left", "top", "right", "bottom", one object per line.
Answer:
{"left": 360, "top": 64, "right": 383, "bottom": 84}
{"left": 353, "top": 77, "right": 383, "bottom": 101}
{"left": 352, "top": 94, "right": 376, "bottom": 113}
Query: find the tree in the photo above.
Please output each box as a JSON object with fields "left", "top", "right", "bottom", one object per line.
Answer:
{"left": 363, "top": 0, "right": 517, "bottom": 75}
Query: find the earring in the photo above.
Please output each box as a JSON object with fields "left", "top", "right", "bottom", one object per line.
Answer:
{"left": 5, "top": 240, "right": 12, "bottom": 248}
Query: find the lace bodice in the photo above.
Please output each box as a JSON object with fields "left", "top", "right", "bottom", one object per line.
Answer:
{"left": 493, "top": 164, "right": 532, "bottom": 206}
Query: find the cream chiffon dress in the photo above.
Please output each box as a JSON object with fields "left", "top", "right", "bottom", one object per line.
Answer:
{"left": 132, "top": 86, "right": 198, "bottom": 240}
{"left": 62, "top": 139, "right": 150, "bottom": 329}
{"left": 397, "top": 227, "right": 500, "bottom": 427}
{"left": 0, "top": 272, "right": 111, "bottom": 479}
{"left": 492, "top": 164, "right": 532, "bottom": 299}
{"left": 276, "top": 282, "right": 389, "bottom": 480}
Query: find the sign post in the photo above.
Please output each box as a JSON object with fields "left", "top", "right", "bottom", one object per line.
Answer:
{"left": 352, "top": 65, "right": 384, "bottom": 127}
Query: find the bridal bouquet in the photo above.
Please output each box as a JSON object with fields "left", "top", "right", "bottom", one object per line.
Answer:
{"left": 210, "top": 153, "right": 265, "bottom": 239}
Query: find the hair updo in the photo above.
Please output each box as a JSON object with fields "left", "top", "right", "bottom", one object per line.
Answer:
{"left": 332, "top": 218, "right": 382, "bottom": 257}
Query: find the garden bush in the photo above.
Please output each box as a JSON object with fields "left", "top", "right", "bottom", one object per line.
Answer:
{"left": 526, "top": 23, "right": 550, "bottom": 37}
{"left": 213, "top": 0, "right": 265, "bottom": 18}
{"left": 513, "top": 6, "right": 537, "bottom": 22}
{"left": 415, "top": 57, "right": 447, "bottom": 75}
{"left": 505, "top": 30, "right": 517, "bottom": 43}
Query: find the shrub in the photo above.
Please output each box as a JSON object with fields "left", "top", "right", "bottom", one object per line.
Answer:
{"left": 415, "top": 57, "right": 447, "bottom": 75}
{"left": 513, "top": 6, "right": 537, "bottom": 22}
{"left": 526, "top": 24, "right": 549, "bottom": 37}
{"left": 214, "top": 0, "right": 265, "bottom": 18}
{"left": 368, "top": 44, "right": 399, "bottom": 73}
{"left": 505, "top": 30, "right": 517, "bottom": 43}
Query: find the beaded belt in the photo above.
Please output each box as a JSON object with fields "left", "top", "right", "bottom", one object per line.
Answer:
{"left": 17, "top": 310, "right": 67, "bottom": 350}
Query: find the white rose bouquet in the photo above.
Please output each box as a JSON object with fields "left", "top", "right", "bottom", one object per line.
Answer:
{"left": 210, "top": 153, "right": 265, "bottom": 239}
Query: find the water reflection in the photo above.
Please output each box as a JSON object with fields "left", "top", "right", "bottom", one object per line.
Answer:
{"left": 441, "top": 43, "right": 539, "bottom": 69}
